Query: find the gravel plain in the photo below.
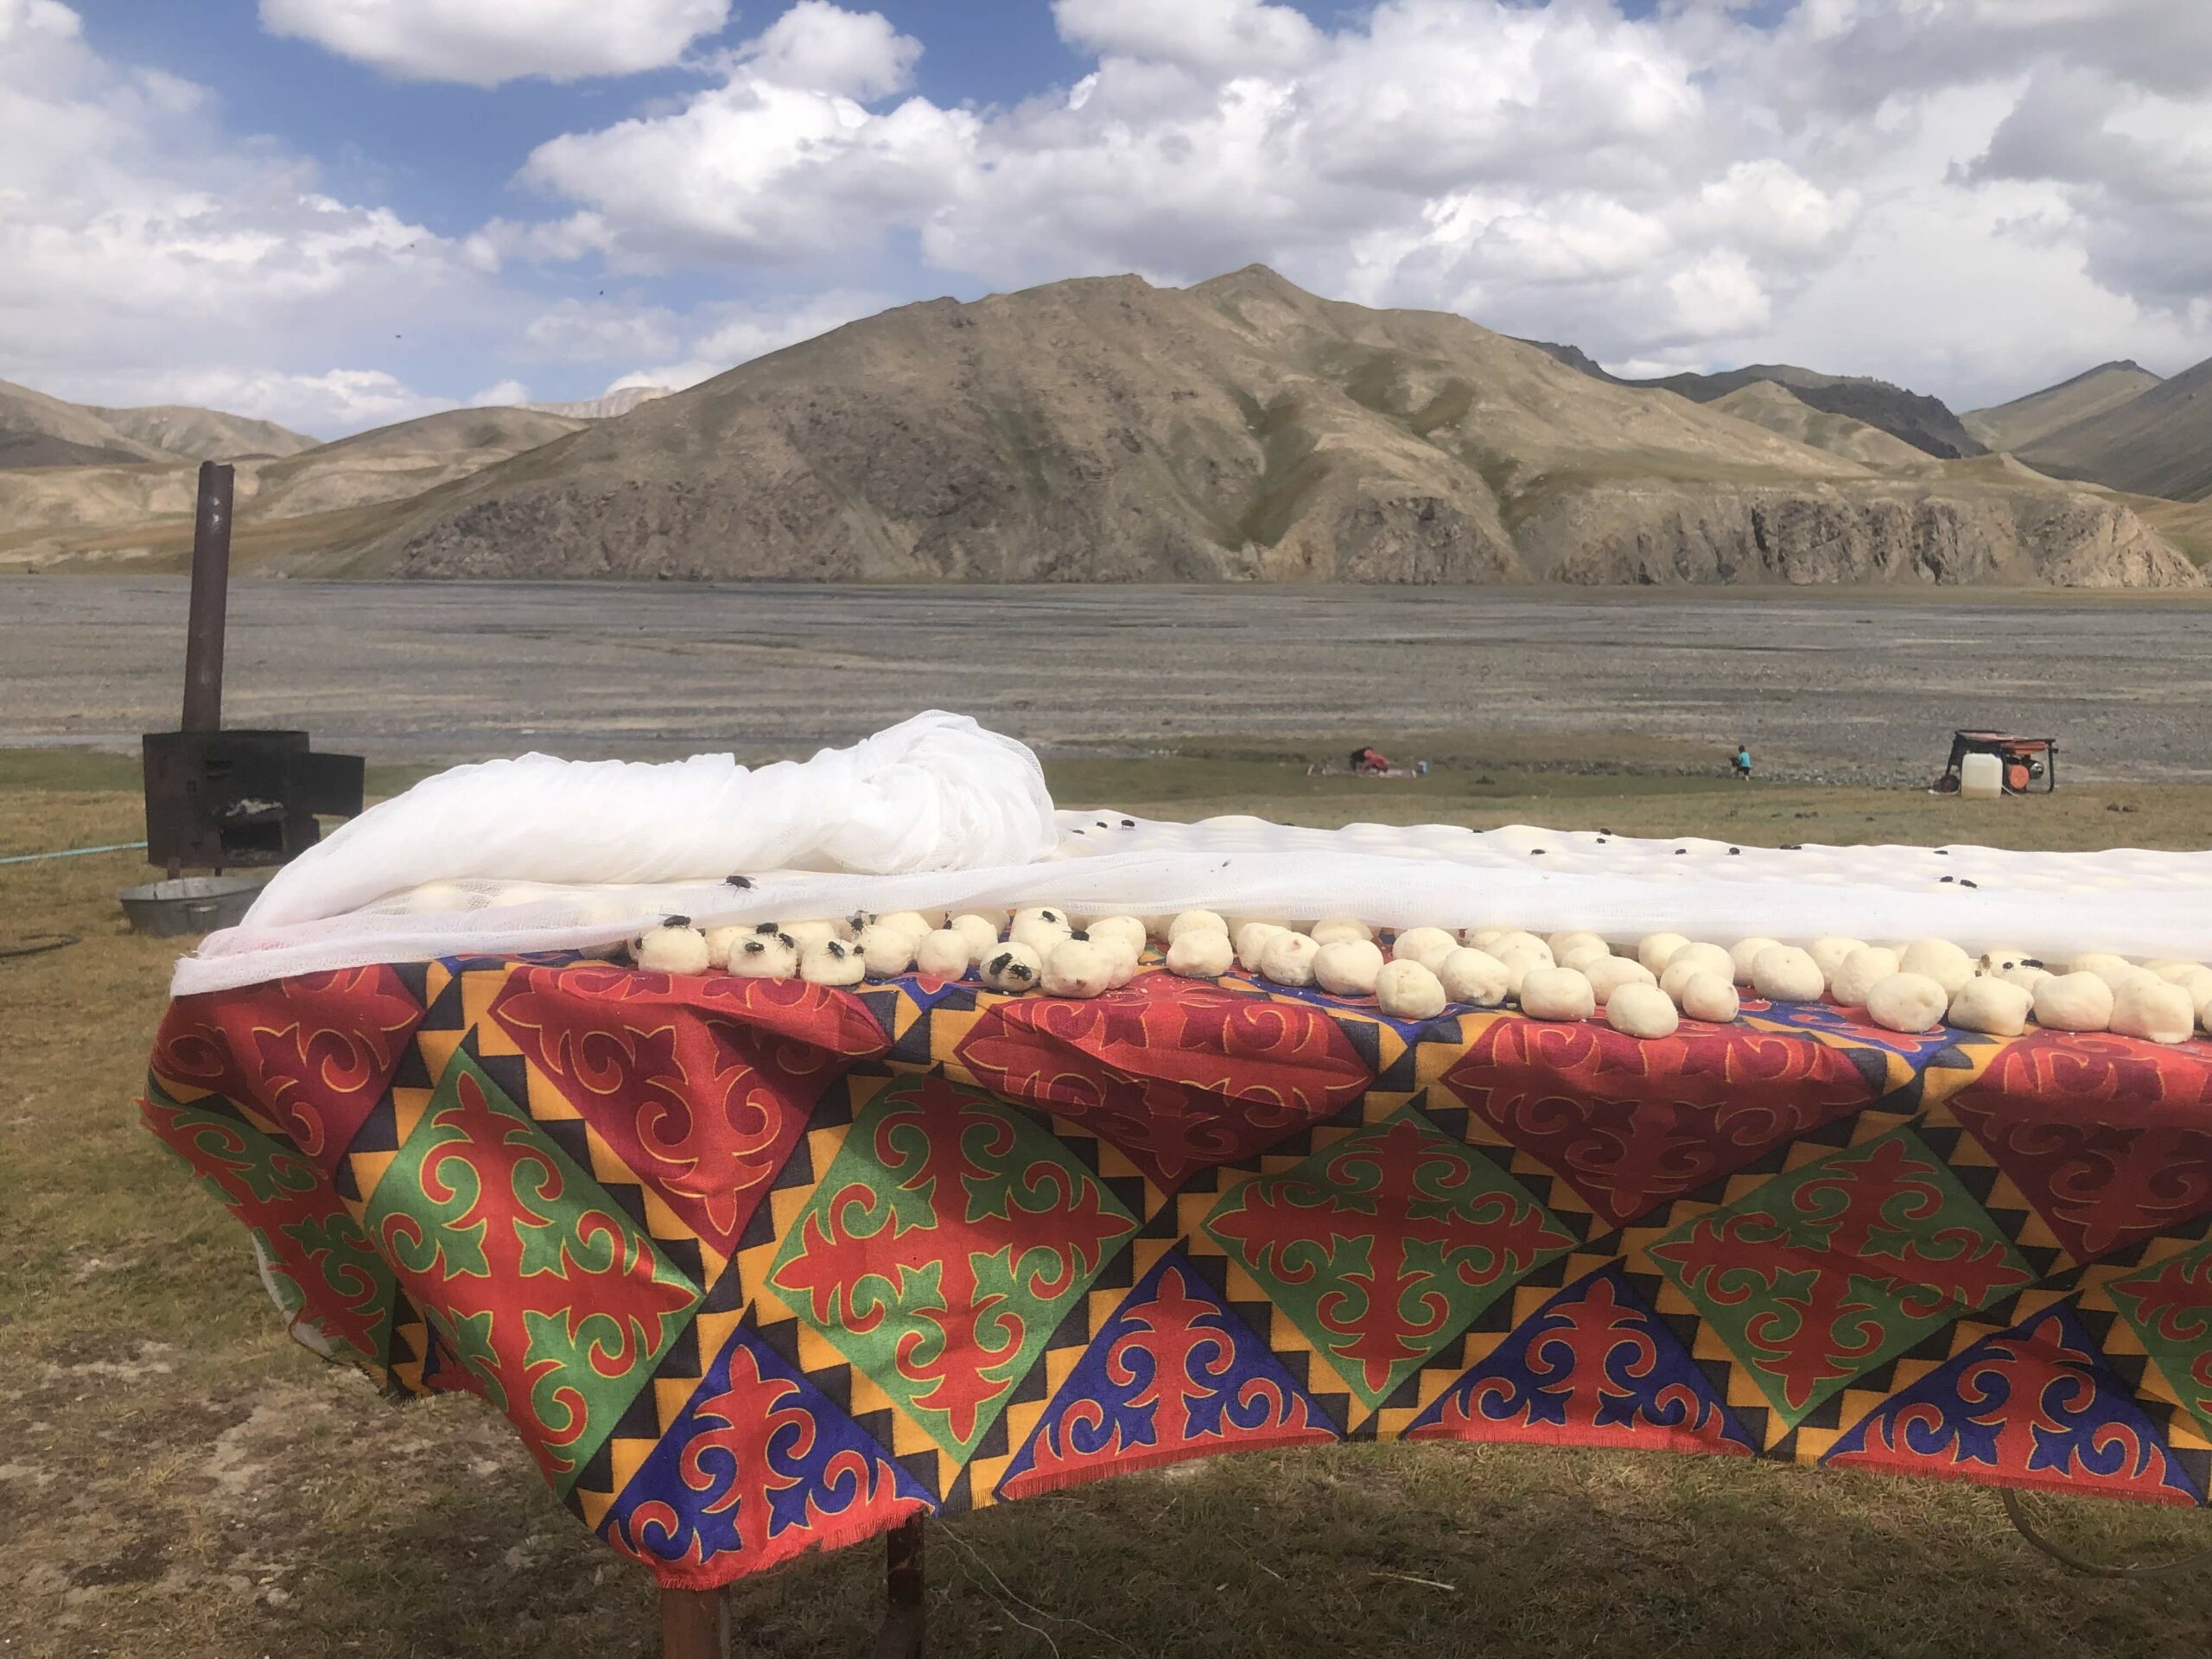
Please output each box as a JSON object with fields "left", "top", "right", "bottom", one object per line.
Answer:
{"left": 5, "top": 578, "right": 2212, "bottom": 783}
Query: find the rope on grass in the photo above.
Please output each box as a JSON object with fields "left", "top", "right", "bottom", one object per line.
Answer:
{"left": 0, "top": 840, "right": 148, "bottom": 866}
{"left": 2001, "top": 1489, "right": 2212, "bottom": 1579}
{"left": 0, "top": 931, "right": 81, "bottom": 959}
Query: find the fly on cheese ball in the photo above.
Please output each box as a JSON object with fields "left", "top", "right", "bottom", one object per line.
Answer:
{"left": 635, "top": 920, "right": 710, "bottom": 976}
{"left": 1010, "top": 907, "right": 1074, "bottom": 954}
{"left": 729, "top": 931, "right": 798, "bottom": 979}
{"left": 798, "top": 937, "right": 865, "bottom": 987}
{"left": 982, "top": 942, "right": 1045, "bottom": 993}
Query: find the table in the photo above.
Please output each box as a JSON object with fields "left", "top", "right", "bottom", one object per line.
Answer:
{"left": 143, "top": 956, "right": 2212, "bottom": 1650}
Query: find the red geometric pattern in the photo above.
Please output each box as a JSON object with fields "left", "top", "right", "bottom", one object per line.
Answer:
{"left": 151, "top": 965, "right": 423, "bottom": 1173}
{"left": 489, "top": 965, "right": 888, "bottom": 1254}
{"left": 954, "top": 973, "right": 1370, "bottom": 1189}
{"left": 143, "top": 957, "right": 2212, "bottom": 1596}
{"left": 1949, "top": 1033, "right": 2212, "bottom": 1264}
{"left": 1438, "top": 1015, "right": 1875, "bottom": 1229}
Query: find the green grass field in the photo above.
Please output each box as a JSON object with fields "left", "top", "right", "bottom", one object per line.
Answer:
{"left": 5, "top": 747, "right": 2210, "bottom": 1658}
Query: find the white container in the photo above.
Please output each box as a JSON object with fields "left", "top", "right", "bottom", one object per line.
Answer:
{"left": 1959, "top": 752, "right": 2003, "bottom": 800}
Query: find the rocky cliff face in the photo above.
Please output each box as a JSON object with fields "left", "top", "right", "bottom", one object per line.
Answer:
{"left": 312, "top": 268, "right": 2202, "bottom": 590}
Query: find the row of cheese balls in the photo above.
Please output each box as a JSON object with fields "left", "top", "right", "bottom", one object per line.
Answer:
{"left": 626, "top": 910, "right": 2212, "bottom": 1043}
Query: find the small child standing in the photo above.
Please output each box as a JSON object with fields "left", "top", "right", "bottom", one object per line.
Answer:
{"left": 1732, "top": 743, "right": 1752, "bottom": 781}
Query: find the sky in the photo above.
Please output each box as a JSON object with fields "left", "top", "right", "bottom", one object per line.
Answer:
{"left": 3, "top": 0, "right": 2209, "bottom": 437}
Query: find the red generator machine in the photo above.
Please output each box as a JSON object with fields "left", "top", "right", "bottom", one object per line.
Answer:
{"left": 1933, "top": 730, "right": 2058, "bottom": 796}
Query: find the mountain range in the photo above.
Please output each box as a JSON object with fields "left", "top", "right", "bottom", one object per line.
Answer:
{"left": 5, "top": 269, "right": 2209, "bottom": 587}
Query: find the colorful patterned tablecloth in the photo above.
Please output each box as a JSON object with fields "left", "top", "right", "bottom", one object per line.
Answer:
{"left": 143, "top": 956, "right": 2212, "bottom": 1589}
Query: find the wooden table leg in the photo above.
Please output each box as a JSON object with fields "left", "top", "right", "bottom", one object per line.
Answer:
{"left": 661, "top": 1586, "right": 727, "bottom": 1659}
{"left": 872, "top": 1513, "right": 925, "bottom": 1659}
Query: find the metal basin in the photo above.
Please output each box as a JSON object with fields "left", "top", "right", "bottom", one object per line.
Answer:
{"left": 118, "top": 874, "right": 265, "bottom": 938}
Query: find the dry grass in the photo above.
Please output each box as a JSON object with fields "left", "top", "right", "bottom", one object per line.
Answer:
{"left": 5, "top": 752, "right": 2210, "bottom": 1659}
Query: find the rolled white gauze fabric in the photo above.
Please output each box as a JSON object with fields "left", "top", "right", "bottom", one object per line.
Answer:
{"left": 243, "top": 711, "right": 1058, "bottom": 930}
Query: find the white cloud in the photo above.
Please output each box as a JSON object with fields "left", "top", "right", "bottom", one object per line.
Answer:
{"left": 519, "top": 298, "right": 682, "bottom": 362}
{"left": 257, "top": 0, "right": 731, "bottom": 87}
{"left": 734, "top": 0, "right": 917, "bottom": 99}
{"left": 1050, "top": 0, "right": 1319, "bottom": 76}
{"left": 469, "top": 377, "right": 531, "bottom": 406}
{"left": 608, "top": 288, "right": 888, "bottom": 390}
{"left": 0, "top": 1, "right": 490, "bottom": 432}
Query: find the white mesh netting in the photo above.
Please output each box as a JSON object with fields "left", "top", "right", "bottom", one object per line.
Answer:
{"left": 171, "top": 716, "right": 2212, "bottom": 997}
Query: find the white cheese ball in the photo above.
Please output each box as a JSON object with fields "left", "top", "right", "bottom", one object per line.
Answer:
{"left": 798, "top": 937, "right": 866, "bottom": 987}
{"left": 1584, "top": 956, "right": 1659, "bottom": 1006}
{"left": 2034, "top": 971, "right": 2114, "bottom": 1033}
{"left": 1606, "top": 982, "right": 1680, "bottom": 1039}
{"left": 1520, "top": 966, "right": 1597, "bottom": 1023}
{"left": 1679, "top": 972, "right": 1740, "bottom": 1025}
{"left": 1947, "top": 976, "right": 2031, "bottom": 1038}
{"left": 1375, "top": 959, "right": 1448, "bottom": 1021}
{"left": 980, "top": 941, "right": 1045, "bottom": 994}
{"left": 1044, "top": 938, "right": 1116, "bottom": 999}
{"left": 2198, "top": 982, "right": 2212, "bottom": 1035}
{"left": 915, "top": 928, "right": 974, "bottom": 981}
{"left": 1391, "top": 927, "right": 1462, "bottom": 972}
{"left": 402, "top": 880, "right": 471, "bottom": 915}
{"left": 2000, "top": 963, "right": 2056, "bottom": 995}
{"left": 877, "top": 911, "right": 934, "bottom": 942}
{"left": 1727, "top": 938, "right": 1784, "bottom": 984}
{"left": 728, "top": 931, "right": 798, "bottom": 979}
{"left": 2096, "top": 964, "right": 2162, "bottom": 999}
{"left": 1560, "top": 943, "right": 1613, "bottom": 976}
{"left": 1314, "top": 938, "right": 1387, "bottom": 996}
{"left": 1808, "top": 938, "right": 1870, "bottom": 982}
{"left": 857, "top": 922, "right": 918, "bottom": 979}
{"left": 2112, "top": 978, "right": 2196, "bottom": 1046}
{"left": 1234, "top": 922, "right": 1288, "bottom": 974}
{"left": 1310, "top": 918, "right": 1374, "bottom": 947}
{"left": 1436, "top": 947, "right": 1510, "bottom": 1007}
{"left": 1465, "top": 926, "right": 1512, "bottom": 950}
{"left": 1548, "top": 930, "right": 1609, "bottom": 963}
{"left": 1259, "top": 931, "right": 1322, "bottom": 988}
{"left": 1086, "top": 916, "right": 1149, "bottom": 960}
{"left": 2171, "top": 965, "right": 2212, "bottom": 1007}
{"left": 2069, "top": 950, "right": 2132, "bottom": 981}
{"left": 1010, "top": 907, "right": 1074, "bottom": 955}
{"left": 1492, "top": 944, "right": 1554, "bottom": 997}
{"left": 950, "top": 913, "right": 1004, "bottom": 961}
{"left": 1637, "top": 932, "right": 1690, "bottom": 975}
{"left": 1666, "top": 943, "right": 1734, "bottom": 986}
{"left": 1489, "top": 931, "right": 1553, "bottom": 967}
{"left": 635, "top": 923, "right": 710, "bottom": 976}
{"left": 1866, "top": 972, "right": 1949, "bottom": 1034}
{"left": 781, "top": 920, "right": 841, "bottom": 956}
{"left": 1752, "top": 945, "right": 1825, "bottom": 1003}
{"left": 1169, "top": 909, "right": 1230, "bottom": 942}
{"left": 1166, "top": 930, "right": 1235, "bottom": 980}
{"left": 1830, "top": 947, "right": 1902, "bottom": 1008}
{"left": 702, "top": 925, "right": 747, "bottom": 970}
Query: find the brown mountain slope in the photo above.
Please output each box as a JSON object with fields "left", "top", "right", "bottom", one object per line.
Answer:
{"left": 0, "top": 378, "right": 177, "bottom": 467}
{"left": 298, "top": 268, "right": 2194, "bottom": 589}
{"left": 2017, "top": 355, "right": 2212, "bottom": 502}
{"left": 1710, "top": 382, "right": 1934, "bottom": 471}
{"left": 1964, "top": 361, "right": 2162, "bottom": 453}
{"left": 90, "top": 404, "right": 318, "bottom": 461}
{"left": 0, "top": 406, "right": 587, "bottom": 569}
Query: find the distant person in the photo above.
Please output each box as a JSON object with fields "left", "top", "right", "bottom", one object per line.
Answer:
{"left": 1732, "top": 743, "right": 1752, "bottom": 782}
